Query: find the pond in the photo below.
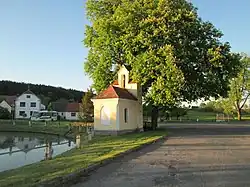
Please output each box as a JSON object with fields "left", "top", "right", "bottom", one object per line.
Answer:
{"left": 0, "top": 132, "right": 76, "bottom": 172}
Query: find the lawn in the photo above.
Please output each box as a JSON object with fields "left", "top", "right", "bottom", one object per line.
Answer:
{"left": 166, "top": 109, "right": 250, "bottom": 122}
{"left": 0, "top": 131, "right": 167, "bottom": 187}
{"left": 0, "top": 120, "right": 86, "bottom": 137}
{"left": 186, "top": 110, "right": 217, "bottom": 121}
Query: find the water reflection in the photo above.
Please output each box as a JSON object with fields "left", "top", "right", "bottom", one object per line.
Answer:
{"left": 0, "top": 132, "right": 75, "bottom": 172}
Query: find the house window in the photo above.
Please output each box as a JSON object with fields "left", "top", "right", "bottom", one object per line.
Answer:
{"left": 61, "top": 112, "right": 63, "bottom": 116}
{"left": 19, "top": 111, "right": 26, "bottom": 117}
{"left": 30, "top": 111, "right": 33, "bottom": 116}
{"left": 124, "top": 108, "right": 128, "bottom": 123}
{"left": 71, "top": 112, "right": 76, "bottom": 117}
{"left": 30, "top": 102, "right": 36, "bottom": 107}
{"left": 20, "top": 102, "right": 25, "bottom": 107}
{"left": 26, "top": 95, "right": 31, "bottom": 98}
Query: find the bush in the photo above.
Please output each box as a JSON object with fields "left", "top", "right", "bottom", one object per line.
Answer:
{"left": 168, "top": 107, "right": 187, "bottom": 120}
{"left": 0, "top": 107, "right": 11, "bottom": 119}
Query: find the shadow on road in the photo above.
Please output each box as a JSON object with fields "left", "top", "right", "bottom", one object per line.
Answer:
{"left": 162, "top": 125, "right": 250, "bottom": 137}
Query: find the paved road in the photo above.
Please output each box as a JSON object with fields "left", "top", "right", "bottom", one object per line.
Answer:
{"left": 72, "top": 125, "right": 250, "bottom": 187}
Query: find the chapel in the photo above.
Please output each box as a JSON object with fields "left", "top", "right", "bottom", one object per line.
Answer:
{"left": 91, "top": 65, "right": 143, "bottom": 134}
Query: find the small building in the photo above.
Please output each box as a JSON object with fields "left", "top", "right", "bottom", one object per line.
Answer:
{"left": 91, "top": 65, "right": 143, "bottom": 135}
{"left": 15, "top": 89, "right": 43, "bottom": 119}
{"left": 0, "top": 95, "right": 17, "bottom": 113}
{"left": 52, "top": 101, "right": 80, "bottom": 121}
{"left": 65, "top": 102, "right": 80, "bottom": 120}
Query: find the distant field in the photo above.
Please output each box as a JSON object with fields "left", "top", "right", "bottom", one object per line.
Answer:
{"left": 186, "top": 110, "right": 217, "bottom": 121}
{"left": 166, "top": 109, "right": 250, "bottom": 122}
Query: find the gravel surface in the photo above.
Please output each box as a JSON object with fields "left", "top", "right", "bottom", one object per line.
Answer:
{"left": 72, "top": 125, "right": 250, "bottom": 187}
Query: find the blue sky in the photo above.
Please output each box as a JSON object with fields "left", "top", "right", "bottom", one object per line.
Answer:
{"left": 0, "top": 0, "right": 249, "bottom": 91}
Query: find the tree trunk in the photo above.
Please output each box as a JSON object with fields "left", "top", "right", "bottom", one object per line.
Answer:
{"left": 151, "top": 105, "right": 159, "bottom": 130}
{"left": 237, "top": 108, "right": 242, "bottom": 121}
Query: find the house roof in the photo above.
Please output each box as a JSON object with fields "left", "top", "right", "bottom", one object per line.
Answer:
{"left": 0, "top": 95, "right": 17, "bottom": 106}
{"left": 51, "top": 101, "right": 80, "bottom": 112}
{"left": 51, "top": 101, "right": 68, "bottom": 112}
{"left": 22, "top": 90, "right": 35, "bottom": 95}
{"left": 66, "top": 103, "right": 80, "bottom": 112}
{"left": 93, "top": 85, "right": 137, "bottom": 100}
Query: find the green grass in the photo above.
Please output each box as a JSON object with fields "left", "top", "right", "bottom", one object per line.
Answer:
{"left": 186, "top": 110, "right": 217, "bottom": 121}
{"left": 0, "top": 131, "right": 167, "bottom": 187}
{"left": 166, "top": 109, "right": 250, "bottom": 122}
{"left": 0, "top": 120, "right": 85, "bottom": 137}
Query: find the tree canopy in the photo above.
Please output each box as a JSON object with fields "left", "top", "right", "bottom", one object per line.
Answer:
{"left": 84, "top": 0, "right": 241, "bottom": 106}
{"left": 214, "top": 55, "right": 250, "bottom": 120}
{"left": 0, "top": 81, "right": 84, "bottom": 105}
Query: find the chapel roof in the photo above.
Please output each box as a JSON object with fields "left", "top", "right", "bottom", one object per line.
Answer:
{"left": 93, "top": 85, "right": 137, "bottom": 100}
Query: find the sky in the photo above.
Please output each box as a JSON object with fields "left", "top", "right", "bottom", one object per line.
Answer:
{"left": 0, "top": 0, "right": 250, "bottom": 92}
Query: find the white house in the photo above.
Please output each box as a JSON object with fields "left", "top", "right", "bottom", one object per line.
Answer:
{"left": 52, "top": 101, "right": 80, "bottom": 121}
{"left": 64, "top": 103, "right": 80, "bottom": 120}
{"left": 15, "top": 90, "right": 43, "bottom": 119}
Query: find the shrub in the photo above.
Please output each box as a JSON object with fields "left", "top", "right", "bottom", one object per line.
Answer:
{"left": 0, "top": 106, "right": 11, "bottom": 119}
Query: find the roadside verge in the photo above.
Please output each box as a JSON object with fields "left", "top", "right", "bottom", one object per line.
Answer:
{"left": 0, "top": 131, "right": 167, "bottom": 187}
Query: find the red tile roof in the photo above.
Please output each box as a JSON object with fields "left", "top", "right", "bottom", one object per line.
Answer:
{"left": 94, "top": 85, "right": 137, "bottom": 100}
{"left": 112, "top": 80, "right": 119, "bottom": 85}
{"left": 66, "top": 102, "right": 80, "bottom": 112}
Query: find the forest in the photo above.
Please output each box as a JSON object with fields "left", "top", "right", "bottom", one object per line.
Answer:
{"left": 0, "top": 80, "right": 85, "bottom": 106}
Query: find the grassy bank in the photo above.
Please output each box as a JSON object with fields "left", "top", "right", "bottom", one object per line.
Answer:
{"left": 0, "top": 119, "right": 72, "bottom": 137}
{"left": 0, "top": 131, "right": 167, "bottom": 187}
{"left": 0, "top": 120, "right": 90, "bottom": 136}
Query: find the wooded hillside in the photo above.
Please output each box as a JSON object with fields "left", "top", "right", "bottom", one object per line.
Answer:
{"left": 0, "top": 80, "right": 84, "bottom": 106}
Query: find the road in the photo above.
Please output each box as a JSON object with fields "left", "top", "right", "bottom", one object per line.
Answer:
{"left": 72, "top": 124, "right": 250, "bottom": 187}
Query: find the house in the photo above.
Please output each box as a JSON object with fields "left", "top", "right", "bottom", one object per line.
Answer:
{"left": 65, "top": 102, "right": 81, "bottom": 120}
{"left": 51, "top": 100, "right": 80, "bottom": 120}
{"left": 91, "top": 65, "right": 143, "bottom": 135}
{"left": 0, "top": 95, "right": 17, "bottom": 113}
{"left": 15, "top": 89, "right": 43, "bottom": 119}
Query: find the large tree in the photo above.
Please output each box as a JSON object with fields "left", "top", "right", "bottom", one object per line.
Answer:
{"left": 84, "top": 0, "right": 241, "bottom": 127}
{"left": 226, "top": 55, "right": 250, "bottom": 120}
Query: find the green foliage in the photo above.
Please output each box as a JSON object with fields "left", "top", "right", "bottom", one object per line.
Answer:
{"left": 199, "top": 103, "right": 206, "bottom": 109}
{"left": 226, "top": 55, "right": 250, "bottom": 120}
{"left": 215, "top": 98, "right": 234, "bottom": 116}
{"left": 0, "top": 107, "right": 11, "bottom": 119}
{"left": 47, "top": 103, "right": 52, "bottom": 111}
{"left": 167, "top": 107, "right": 187, "bottom": 119}
{"left": 84, "top": 0, "right": 241, "bottom": 106}
{"left": 80, "top": 88, "right": 94, "bottom": 122}
{"left": 199, "top": 101, "right": 218, "bottom": 112}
